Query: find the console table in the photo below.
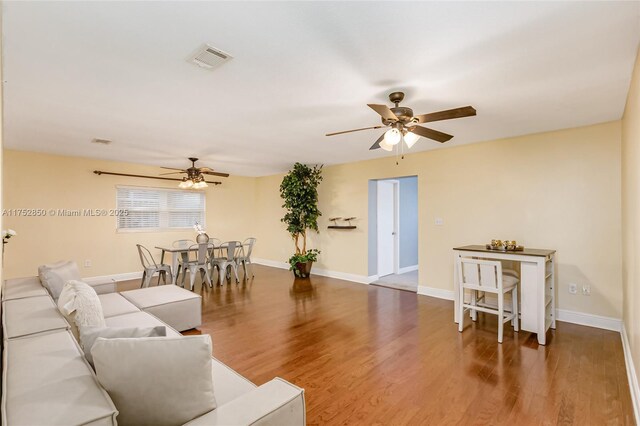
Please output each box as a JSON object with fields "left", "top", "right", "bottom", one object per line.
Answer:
{"left": 453, "top": 245, "right": 556, "bottom": 345}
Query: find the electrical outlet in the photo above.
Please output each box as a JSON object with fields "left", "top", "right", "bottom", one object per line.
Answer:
{"left": 569, "top": 283, "right": 577, "bottom": 294}
{"left": 435, "top": 217, "right": 444, "bottom": 226}
{"left": 582, "top": 285, "right": 591, "bottom": 296}
{"left": 84, "top": 260, "right": 92, "bottom": 268}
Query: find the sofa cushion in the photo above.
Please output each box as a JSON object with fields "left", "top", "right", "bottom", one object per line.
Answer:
{"left": 79, "top": 325, "right": 167, "bottom": 366}
{"left": 1, "top": 329, "right": 118, "bottom": 426}
{"left": 92, "top": 335, "right": 216, "bottom": 426}
{"left": 105, "top": 311, "right": 182, "bottom": 337}
{"left": 98, "top": 293, "right": 140, "bottom": 318}
{"left": 120, "top": 285, "right": 202, "bottom": 331}
{"left": 2, "top": 295, "right": 69, "bottom": 339}
{"left": 58, "top": 280, "right": 106, "bottom": 339}
{"left": 210, "top": 356, "right": 257, "bottom": 406}
{"left": 38, "top": 260, "right": 81, "bottom": 299}
{"left": 2, "top": 276, "right": 48, "bottom": 301}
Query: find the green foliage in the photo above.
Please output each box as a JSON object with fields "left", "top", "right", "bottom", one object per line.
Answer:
{"left": 280, "top": 163, "right": 323, "bottom": 255}
{"left": 288, "top": 249, "right": 321, "bottom": 277}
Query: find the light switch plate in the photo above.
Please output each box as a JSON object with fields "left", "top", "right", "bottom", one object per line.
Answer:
{"left": 435, "top": 218, "right": 444, "bottom": 226}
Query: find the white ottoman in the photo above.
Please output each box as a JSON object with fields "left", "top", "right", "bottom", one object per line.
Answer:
{"left": 120, "top": 285, "right": 201, "bottom": 332}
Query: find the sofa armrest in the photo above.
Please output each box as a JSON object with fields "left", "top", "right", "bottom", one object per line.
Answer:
{"left": 184, "top": 378, "right": 305, "bottom": 426}
{"left": 85, "top": 278, "right": 117, "bottom": 295}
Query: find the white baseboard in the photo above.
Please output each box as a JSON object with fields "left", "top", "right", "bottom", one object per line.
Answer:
{"left": 398, "top": 265, "right": 419, "bottom": 274}
{"left": 622, "top": 323, "right": 640, "bottom": 424}
{"left": 417, "top": 285, "right": 454, "bottom": 301}
{"left": 555, "top": 309, "right": 622, "bottom": 332}
{"left": 367, "top": 275, "right": 379, "bottom": 283}
{"left": 83, "top": 271, "right": 142, "bottom": 284}
{"left": 252, "top": 258, "right": 371, "bottom": 285}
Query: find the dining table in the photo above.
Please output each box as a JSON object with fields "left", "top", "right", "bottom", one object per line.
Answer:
{"left": 155, "top": 242, "right": 247, "bottom": 285}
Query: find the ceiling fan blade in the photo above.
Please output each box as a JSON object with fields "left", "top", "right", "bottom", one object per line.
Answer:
{"left": 198, "top": 167, "right": 215, "bottom": 172}
{"left": 367, "top": 104, "right": 398, "bottom": 121}
{"left": 201, "top": 170, "right": 230, "bottom": 178}
{"left": 159, "top": 171, "right": 186, "bottom": 176}
{"left": 160, "top": 166, "right": 186, "bottom": 171}
{"left": 369, "top": 133, "right": 385, "bottom": 150}
{"left": 409, "top": 126, "right": 454, "bottom": 143}
{"left": 326, "top": 125, "right": 383, "bottom": 137}
{"left": 415, "top": 106, "right": 476, "bottom": 124}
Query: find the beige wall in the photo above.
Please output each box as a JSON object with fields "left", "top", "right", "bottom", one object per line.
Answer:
{"left": 3, "top": 120, "right": 624, "bottom": 321}
{"left": 622, "top": 47, "right": 640, "bottom": 398}
{"left": 254, "top": 121, "right": 623, "bottom": 319}
{"left": 2, "top": 150, "right": 256, "bottom": 278}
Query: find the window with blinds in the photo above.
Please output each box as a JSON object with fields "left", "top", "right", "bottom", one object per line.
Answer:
{"left": 116, "top": 186, "right": 205, "bottom": 232}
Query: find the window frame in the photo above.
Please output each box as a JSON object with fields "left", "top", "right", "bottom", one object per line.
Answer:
{"left": 115, "top": 185, "right": 206, "bottom": 233}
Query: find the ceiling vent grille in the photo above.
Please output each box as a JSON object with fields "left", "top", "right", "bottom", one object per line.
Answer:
{"left": 92, "top": 138, "right": 112, "bottom": 145}
{"left": 189, "top": 44, "right": 232, "bottom": 70}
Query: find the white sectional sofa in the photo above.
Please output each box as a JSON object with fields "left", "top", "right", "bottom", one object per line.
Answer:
{"left": 1, "top": 275, "right": 306, "bottom": 425}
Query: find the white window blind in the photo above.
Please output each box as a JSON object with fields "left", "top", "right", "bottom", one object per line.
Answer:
{"left": 116, "top": 186, "right": 205, "bottom": 232}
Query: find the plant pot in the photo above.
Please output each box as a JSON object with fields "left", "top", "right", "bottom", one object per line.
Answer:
{"left": 294, "top": 261, "right": 314, "bottom": 278}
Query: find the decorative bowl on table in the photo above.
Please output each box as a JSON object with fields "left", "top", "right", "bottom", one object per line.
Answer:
{"left": 486, "top": 239, "right": 524, "bottom": 251}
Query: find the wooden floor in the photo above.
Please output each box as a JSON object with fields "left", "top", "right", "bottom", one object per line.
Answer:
{"left": 121, "top": 265, "right": 635, "bottom": 425}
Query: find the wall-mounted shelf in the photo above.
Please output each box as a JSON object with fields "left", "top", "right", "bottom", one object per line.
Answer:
{"left": 328, "top": 216, "right": 357, "bottom": 230}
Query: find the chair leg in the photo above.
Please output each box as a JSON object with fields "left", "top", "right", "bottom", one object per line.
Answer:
{"left": 513, "top": 287, "right": 519, "bottom": 332}
{"left": 248, "top": 259, "right": 254, "bottom": 277}
{"left": 232, "top": 263, "right": 240, "bottom": 283}
{"left": 458, "top": 287, "right": 465, "bottom": 332}
{"left": 161, "top": 270, "right": 167, "bottom": 285}
{"left": 189, "top": 267, "right": 196, "bottom": 291}
{"left": 498, "top": 292, "right": 504, "bottom": 343}
{"left": 144, "top": 272, "right": 153, "bottom": 288}
{"left": 181, "top": 267, "right": 187, "bottom": 288}
{"left": 471, "top": 290, "right": 477, "bottom": 322}
{"left": 203, "top": 267, "right": 212, "bottom": 288}
{"left": 140, "top": 271, "right": 146, "bottom": 288}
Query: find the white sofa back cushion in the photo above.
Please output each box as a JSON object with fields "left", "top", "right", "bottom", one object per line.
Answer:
{"left": 92, "top": 335, "right": 217, "bottom": 426}
{"left": 79, "top": 325, "right": 166, "bottom": 366}
{"left": 38, "top": 260, "right": 81, "bottom": 299}
{"left": 58, "top": 280, "right": 106, "bottom": 339}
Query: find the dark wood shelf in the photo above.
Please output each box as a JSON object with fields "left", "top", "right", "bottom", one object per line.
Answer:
{"left": 328, "top": 225, "right": 356, "bottom": 229}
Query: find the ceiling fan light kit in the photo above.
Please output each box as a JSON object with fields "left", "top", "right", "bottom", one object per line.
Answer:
{"left": 326, "top": 91, "right": 476, "bottom": 160}
{"left": 161, "top": 157, "right": 229, "bottom": 189}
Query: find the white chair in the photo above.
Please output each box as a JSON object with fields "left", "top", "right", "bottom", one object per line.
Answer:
{"left": 173, "top": 239, "right": 195, "bottom": 284}
{"left": 136, "top": 244, "right": 172, "bottom": 288}
{"left": 457, "top": 258, "right": 519, "bottom": 343}
{"left": 237, "top": 237, "right": 256, "bottom": 278}
{"left": 211, "top": 241, "right": 243, "bottom": 285}
{"left": 179, "top": 243, "right": 212, "bottom": 291}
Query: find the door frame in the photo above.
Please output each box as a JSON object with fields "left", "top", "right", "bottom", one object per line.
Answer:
{"left": 376, "top": 179, "right": 400, "bottom": 277}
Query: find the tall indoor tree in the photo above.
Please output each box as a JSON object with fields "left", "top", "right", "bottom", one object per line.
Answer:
{"left": 280, "top": 163, "right": 323, "bottom": 277}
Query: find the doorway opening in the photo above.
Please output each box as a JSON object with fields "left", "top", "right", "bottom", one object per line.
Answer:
{"left": 368, "top": 176, "right": 419, "bottom": 292}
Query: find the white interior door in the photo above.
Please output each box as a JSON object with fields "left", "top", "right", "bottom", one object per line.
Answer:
{"left": 377, "top": 180, "right": 397, "bottom": 277}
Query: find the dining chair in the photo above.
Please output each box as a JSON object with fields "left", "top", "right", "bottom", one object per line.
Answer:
{"left": 136, "top": 244, "right": 172, "bottom": 288}
{"left": 179, "top": 243, "right": 213, "bottom": 291}
{"left": 457, "top": 258, "right": 519, "bottom": 343}
{"left": 237, "top": 237, "right": 257, "bottom": 278}
{"left": 211, "top": 241, "right": 243, "bottom": 285}
{"left": 173, "top": 239, "right": 195, "bottom": 284}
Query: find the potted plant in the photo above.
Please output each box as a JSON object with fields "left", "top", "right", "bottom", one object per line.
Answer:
{"left": 280, "top": 163, "right": 323, "bottom": 278}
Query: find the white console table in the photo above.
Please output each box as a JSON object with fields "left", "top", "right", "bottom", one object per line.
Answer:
{"left": 453, "top": 245, "right": 556, "bottom": 345}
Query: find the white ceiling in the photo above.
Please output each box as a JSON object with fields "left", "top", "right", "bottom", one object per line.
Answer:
{"left": 3, "top": 1, "right": 639, "bottom": 176}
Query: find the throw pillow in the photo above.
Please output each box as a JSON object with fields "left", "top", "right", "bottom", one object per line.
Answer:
{"left": 39, "top": 260, "right": 81, "bottom": 299}
{"left": 91, "top": 335, "right": 216, "bottom": 426}
{"left": 79, "top": 325, "right": 167, "bottom": 367}
{"left": 57, "top": 280, "right": 106, "bottom": 339}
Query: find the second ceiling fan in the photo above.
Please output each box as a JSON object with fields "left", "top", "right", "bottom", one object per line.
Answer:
{"left": 326, "top": 92, "right": 476, "bottom": 151}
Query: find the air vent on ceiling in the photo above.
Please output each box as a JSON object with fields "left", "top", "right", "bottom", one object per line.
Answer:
{"left": 189, "top": 44, "right": 232, "bottom": 70}
{"left": 92, "top": 138, "right": 112, "bottom": 145}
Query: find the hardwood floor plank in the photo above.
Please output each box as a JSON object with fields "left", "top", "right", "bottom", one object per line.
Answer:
{"left": 120, "top": 265, "right": 634, "bottom": 425}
